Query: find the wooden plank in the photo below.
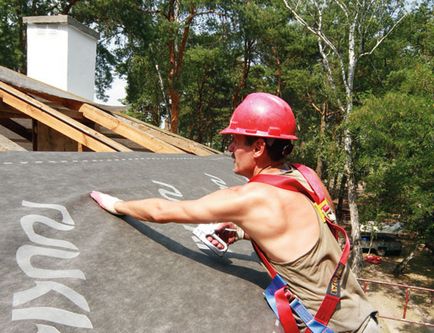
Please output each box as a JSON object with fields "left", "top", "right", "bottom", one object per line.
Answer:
{"left": 112, "top": 112, "right": 219, "bottom": 156}
{"left": 79, "top": 103, "right": 185, "bottom": 154}
{"left": 0, "top": 133, "right": 27, "bottom": 151}
{"left": 0, "top": 82, "right": 132, "bottom": 152}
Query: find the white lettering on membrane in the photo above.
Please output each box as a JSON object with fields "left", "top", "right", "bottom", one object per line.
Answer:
{"left": 20, "top": 215, "right": 78, "bottom": 250}
{"left": 16, "top": 245, "right": 85, "bottom": 279}
{"left": 12, "top": 200, "right": 92, "bottom": 330}
{"left": 204, "top": 173, "right": 228, "bottom": 189}
{"left": 36, "top": 324, "right": 61, "bottom": 333}
{"left": 152, "top": 180, "right": 184, "bottom": 201}
{"left": 12, "top": 307, "right": 92, "bottom": 328}
{"left": 36, "top": 324, "right": 60, "bottom": 333}
{"left": 13, "top": 281, "right": 89, "bottom": 311}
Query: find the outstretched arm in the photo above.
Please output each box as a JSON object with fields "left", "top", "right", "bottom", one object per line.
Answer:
{"left": 91, "top": 185, "right": 253, "bottom": 226}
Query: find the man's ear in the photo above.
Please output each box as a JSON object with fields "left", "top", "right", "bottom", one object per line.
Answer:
{"left": 253, "top": 139, "right": 266, "bottom": 158}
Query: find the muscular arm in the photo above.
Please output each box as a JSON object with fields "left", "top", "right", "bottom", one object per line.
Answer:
{"left": 113, "top": 186, "right": 252, "bottom": 225}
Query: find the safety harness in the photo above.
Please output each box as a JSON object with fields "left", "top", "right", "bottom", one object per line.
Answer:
{"left": 249, "top": 163, "right": 351, "bottom": 333}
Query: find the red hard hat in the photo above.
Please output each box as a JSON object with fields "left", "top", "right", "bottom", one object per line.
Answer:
{"left": 220, "top": 92, "right": 298, "bottom": 140}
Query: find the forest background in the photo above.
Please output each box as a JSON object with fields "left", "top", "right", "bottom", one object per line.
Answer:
{"left": 0, "top": 0, "right": 432, "bottom": 275}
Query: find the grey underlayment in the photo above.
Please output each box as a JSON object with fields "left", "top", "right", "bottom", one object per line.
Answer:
{"left": 0, "top": 152, "right": 278, "bottom": 333}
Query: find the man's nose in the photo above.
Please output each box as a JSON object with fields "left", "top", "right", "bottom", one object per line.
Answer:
{"left": 228, "top": 142, "right": 235, "bottom": 152}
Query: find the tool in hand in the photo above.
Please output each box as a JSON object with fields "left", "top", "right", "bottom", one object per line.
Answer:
{"left": 192, "top": 224, "right": 229, "bottom": 256}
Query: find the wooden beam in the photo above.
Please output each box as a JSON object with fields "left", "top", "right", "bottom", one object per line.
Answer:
{"left": 0, "top": 119, "right": 32, "bottom": 141}
{"left": 0, "top": 82, "right": 132, "bottom": 152}
{"left": 0, "top": 133, "right": 27, "bottom": 151}
{"left": 16, "top": 87, "right": 83, "bottom": 110}
{"left": 0, "top": 100, "right": 30, "bottom": 118}
{"left": 112, "top": 112, "right": 219, "bottom": 156}
{"left": 79, "top": 103, "right": 185, "bottom": 154}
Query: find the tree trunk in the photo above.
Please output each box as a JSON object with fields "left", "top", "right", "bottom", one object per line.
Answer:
{"left": 232, "top": 39, "right": 253, "bottom": 109}
{"left": 272, "top": 46, "right": 282, "bottom": 96}
{"left": 61, "top": 0, "right": 80, "bottom": 14}
{"left": 165, "top": 2, "right": 195, "bottom": 133}
{"left": 315, "top": 107, "right": 326, "bottom": 178}
{"left": 169, "top": 88, "right": 180, "bottom": 133}
{"left": 17, "top": 3, "right": 26, "bottom": 73}
{"left": 336, "top": 174, "right": 347, "bottom": 223}
{"left": 344, "top": 130, "right": 363, "bottom": 275}
{"left": 394, "top": 242, "right": 420, "bottom": 276}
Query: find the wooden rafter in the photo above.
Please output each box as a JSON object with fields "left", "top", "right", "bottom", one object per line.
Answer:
{"left": 0, "top": 65, "right": 220, "bottom": 155}
{"left": 112, "top": 112, "right": 219, "bottom": 156}
{"left": 79, "top": 103, "right": 184, "bottom": 154}
{"left": 0, "top": 101, "right": 27, "bottom": 117}
{"left": 0, "top": 81, "right": 132, "bottom": 152}
{"left": 24, "top": 88, "right": 215, "bottom": 155}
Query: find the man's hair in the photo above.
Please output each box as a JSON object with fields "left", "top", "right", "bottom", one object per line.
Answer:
{"left": 245, "top": 136, "right": 294, "bottom": 162}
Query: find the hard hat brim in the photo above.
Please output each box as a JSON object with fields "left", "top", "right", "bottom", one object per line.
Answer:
{"left": 220, "top": 127, "right": 298, "bottom": 140}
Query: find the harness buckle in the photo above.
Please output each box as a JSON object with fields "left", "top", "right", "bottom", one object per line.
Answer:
{"left": 317, "top": 200, "right": 336, "bottom": 223}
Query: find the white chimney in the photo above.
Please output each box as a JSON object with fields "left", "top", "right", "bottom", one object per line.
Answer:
{"left": 23, "top": 15, "right": 99, "bottom": 101}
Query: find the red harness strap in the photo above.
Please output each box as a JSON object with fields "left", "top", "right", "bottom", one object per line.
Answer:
{"left": 249, "top": 164, "right": 351, "bottom": 332}
{"left": 252, "top": 241, "right": 300, "bottom": 332}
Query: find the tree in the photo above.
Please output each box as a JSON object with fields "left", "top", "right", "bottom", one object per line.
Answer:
{"left": 348, "top": 1, "right": 433, "bottom": 272}
{"left": 80, "top": 0, "right": 218, "bottom": 133}
{"left": 281, "top": 0, "right": 408, "bottom": 273}
{"left": 349, "top": 89, "right": 433, "bottom": 274}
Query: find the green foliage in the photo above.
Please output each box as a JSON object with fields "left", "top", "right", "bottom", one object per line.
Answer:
{"left": 349, "top": 88, "right": 433, "bottom": 240}
{"left": 179, "top": 45, "right": 233, "bottom": 148}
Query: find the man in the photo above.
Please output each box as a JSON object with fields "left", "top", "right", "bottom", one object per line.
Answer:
{"left": 91, "top": 92, "right": 378, "bottom": 333}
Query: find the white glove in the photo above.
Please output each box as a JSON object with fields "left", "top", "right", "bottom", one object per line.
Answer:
{"left": 90, "top": 191, "right": 123, "bottom": 215}
{"left": 234, "top": 225, "right": 245, "bottom": 241}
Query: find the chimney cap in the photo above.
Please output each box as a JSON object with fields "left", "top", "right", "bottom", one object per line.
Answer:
{"left": 23, "top": 15, "right": 99, "bottom": 40}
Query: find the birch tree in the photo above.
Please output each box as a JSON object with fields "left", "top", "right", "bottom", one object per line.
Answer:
{"left": 282, "top": 0, "right": 407, "bottom": 273}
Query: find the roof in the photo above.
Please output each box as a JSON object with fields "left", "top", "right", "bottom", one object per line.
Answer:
{"left": 0, "top": 151, "right": 270, "bottom": 332}
{"left": 0, "top": 65, "right": 220, "bottom": 156}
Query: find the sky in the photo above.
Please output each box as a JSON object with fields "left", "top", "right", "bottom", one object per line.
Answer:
{"left": 95, "top": 75, "right": 127, "bottom": 106}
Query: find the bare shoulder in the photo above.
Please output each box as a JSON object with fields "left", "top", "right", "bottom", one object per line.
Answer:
{"left": 237, "top": 181, "right": 301, "bottom": 201}
{"left": 234, "top": 181, "right": 273, "bottom": 199}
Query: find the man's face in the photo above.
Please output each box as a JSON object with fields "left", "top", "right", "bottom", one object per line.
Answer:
{"left": 227, "top": 135, "right": 256, "bottom": 177}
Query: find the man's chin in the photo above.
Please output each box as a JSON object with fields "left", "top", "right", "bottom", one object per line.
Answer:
{"left": 233, "top": 168, "right": 245, "bottom": 177}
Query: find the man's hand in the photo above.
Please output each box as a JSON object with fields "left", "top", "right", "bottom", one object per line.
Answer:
{"left": 207, "top": 222, "right": 246, "bottom": 250}
{"left": 90, "top": 191, "right": 123, "bottom": 215}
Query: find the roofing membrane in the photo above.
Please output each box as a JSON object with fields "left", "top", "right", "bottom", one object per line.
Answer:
{"left": 0, "top": 152, "right": 277, "bottom": 332}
